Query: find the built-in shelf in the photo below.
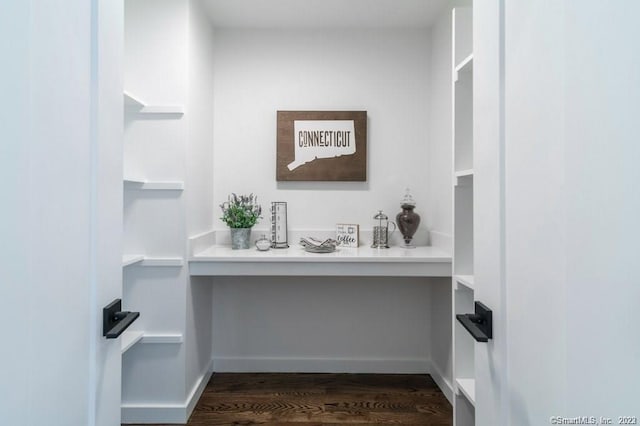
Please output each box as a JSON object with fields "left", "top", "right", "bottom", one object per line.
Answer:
{"left": 121, "top": 332, "right": 183, "bottom": 354}
{"left": 455, "top": 169, "right": 474, "bottom": 178}
{"left": 123, "top": 91, "right": 145, "bottom": 108}
{"left": 455, "top": 173, "right": 474, "bottom": 187}
{"left": 123, "top": 256, "right": 184, "bottom": 268}
{"left": 124, "top": 178, "right": 184, "bottom": 191}
{"left": 140, "top": 258, "right": 184, "bottom": 267}
{"left": 456, "top": 378, "right": 476, "bottom": 406}
{"left": 141, "top": 334, "right": 183, "bottom": 344}
{"left": 453, "top": 6, "right": 475, "bottom": 424}
{"left": 454, "top": 274, "right": 475, "bottom": 291}
{"left": 190, "top": 246, "right": 451, "bottom": 277}
{"left": 123, "top": 91, "right": 184, "bottom": 115}
{"left": 121, "top": 330, "right": 144, "bottom": 354}
{"left": 123, "top": 254, "right": 144, "bottom": 267}
{"left": 454, "top": 54, "right": 473, "bottom": 82}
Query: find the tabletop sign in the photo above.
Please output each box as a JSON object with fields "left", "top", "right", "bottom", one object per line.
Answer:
{"left": 336, "top": 224, "right": 360, "bottom": 248}
{"left": 277, "top": 111, "right": 367, "bottom": 181}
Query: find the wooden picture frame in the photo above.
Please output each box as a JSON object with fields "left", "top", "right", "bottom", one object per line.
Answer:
{"left": 277, "top": 111, "right": 367, "bottom": 181}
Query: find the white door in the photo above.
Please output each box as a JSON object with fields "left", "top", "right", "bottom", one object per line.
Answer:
{"left": 1, "top": 1, "right": 125, "bottom": 425}
{"left": 472, "top": 2, "right": 507, "bottom": 424}
{"left": 474, "top": 1, "right": 640, "bottom": 424}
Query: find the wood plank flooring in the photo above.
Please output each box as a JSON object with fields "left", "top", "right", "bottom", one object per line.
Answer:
{"left": 124, "top": 373, "right": 452, "bottom": 426}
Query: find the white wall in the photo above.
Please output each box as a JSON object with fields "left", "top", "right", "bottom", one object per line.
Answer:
{"left": 209, "top": 26, "right": 453, "bottom": 375}
{"left": 123, "top": 0, "right": 189, "bottom": 411}
{"left": 184, "top": 0, "right": 215, "bottom": 408}
{"left": 212, "top": 28, "right": 431, "bottom": 243}
{"left": 426, "top": 6, "right": 455, "bottom": 394}
{"left": 123, "top": 1, "right": 216, "bottom": 422}
{"left": 212, "top": 277, "right": 433, "bottom": 373}
{"left": 427, "top": 6, "right": 454, "bottom": 252}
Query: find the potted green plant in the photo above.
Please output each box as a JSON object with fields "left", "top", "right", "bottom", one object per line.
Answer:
{"left": 220, "top": 193, "right": 262, "bottom": 249}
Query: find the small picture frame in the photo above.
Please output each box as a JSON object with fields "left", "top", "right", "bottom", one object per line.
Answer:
{"left": 336, "top": 224, "right": 360, "bottom": 248}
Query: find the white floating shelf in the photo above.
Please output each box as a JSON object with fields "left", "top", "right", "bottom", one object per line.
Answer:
{"left": 123, "top": 91, "right": 184, "bottom": 115}
{"left": 122, "top": 254, "right": 144, "bottom": 267}
{"left": 121, "top": 330, "right": 144, "bottom": 354}
{"left": 140, "top": 258, "right": 184, "bottom": 267}
{"left": 454, "top": 274, "right": 475, "bottom": 291}
{"left": 455, "top": 172, "right": 474, "bottom": 187}
{"left": 140, "top": 105, "right": 184, "bottom": 114}
{"left": 455, "top": 169, "right": 474, "bottom": 178}
{"left": 454, "top": 54, "right": 473, "bottom": 82}
{"left": 123, "top": 91, "right": 145, "bottom": 108}
{"left": 140, "top": 334, "right": 183, "bottom": 344}
{"left": 456, "top": 378, "right": 475, "bottom": 406}
{"left": 123, "top": 178, "right": 184, "bottom": 191}
{"left": 121, "top": 332, "right": 183, "bottom": 353}
{"left": 122, "top": 256, "right": 184, "bottom": 268}
{"left": 190, "top": 245, "right": 451, "bottom": 277}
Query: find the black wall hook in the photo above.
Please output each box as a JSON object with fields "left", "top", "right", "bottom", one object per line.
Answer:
{"left": 103, "top": 299, "right": 140, "bottom": 339}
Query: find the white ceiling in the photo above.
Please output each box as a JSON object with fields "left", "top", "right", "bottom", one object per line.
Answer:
{"left": 201, "top": 0, "right": 450, "bottom": 29}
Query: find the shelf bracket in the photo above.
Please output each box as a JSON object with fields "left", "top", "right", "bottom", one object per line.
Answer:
{"left": 456, "top": 301, "right": 492, "bottom": 342}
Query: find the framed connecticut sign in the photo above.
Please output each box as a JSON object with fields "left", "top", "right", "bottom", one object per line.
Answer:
{"left": 276, "top": 111, "right": 367, "bottom": 181}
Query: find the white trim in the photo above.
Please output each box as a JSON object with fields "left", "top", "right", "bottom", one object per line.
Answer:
{"left": 123, "top": 91, "right": 184, "bottom": 115}
{"left": 122, "top": 254, "right": 144, "bottom": 267}
{"left": 455, "top": 377, "right": 475, "bottom": 406}
{"left": 190, "top": 245, "right": 452, "bottom": 277}
{"left": 123, "top": 91, "right": 145, "bottom": 107}
{"left": 185, "top": 359, "right": 214, "bottom": 420}
{"left": 121, "top": 404, "right": 185, "bottom": 424}
{"left": 454, "top": 168, "right": 474, "bottom": 178}
{"left": 211, "top": 356, "right": 430, "bottom": 374}
{"left": 121, "top": 359, "right": 213, "bottom": 424}
{"left": 123, "top": 178, "right": 184, "bottom": 191}
{"left": 188, "top": 230, "right": 216, "bottom": 257}
{"left": 454, "top": 274, "right": 475, "bottom": 291}
{"left": 140, "top": 334, "right": 183, "bottom": 344}
{"left": 429, "top": 359, "right": 454, "bottom": 405}
{"left": 121, "top": 331, "right": 144, "bottom": 354}
{"left": 140, "top": 258, "right": 184, "bottom": 267}
{"left": 122, "top": 257, "right": 184, "bottom": 268}
{"left": 140, "top": 105, "right": 184, "bottom": 114}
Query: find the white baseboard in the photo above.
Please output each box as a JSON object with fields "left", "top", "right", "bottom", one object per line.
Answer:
{"left": 212, "top": 356, "right": 430, "bottom": 374}
{"left": 428, "top": 359, "right": 454, "bottom": 404}
{"left": 120, "top": 404, "right": 185, "bottom": 424}
{"left": 185, "top": 361, "right": 214, "bottom": 420}
{"left": 121, "top": 358, "right": 213, "bottom": 424}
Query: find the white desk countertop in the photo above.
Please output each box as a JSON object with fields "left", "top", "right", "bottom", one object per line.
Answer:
{"left": 189, "top": 245, "right": 452, "bottom": 277}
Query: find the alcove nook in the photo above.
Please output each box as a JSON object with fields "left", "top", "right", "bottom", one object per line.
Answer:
{"left": 121, "top": 0, "right": 470, "bottom": 423}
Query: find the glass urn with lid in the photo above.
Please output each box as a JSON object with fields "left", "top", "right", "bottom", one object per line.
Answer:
{"left": 396, "top": 188, "right": 421, "bottom": 248}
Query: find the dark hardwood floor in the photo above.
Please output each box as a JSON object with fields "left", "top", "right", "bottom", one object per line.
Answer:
{"left": 125, "top": 373, "right": 452, "bottom": 425}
